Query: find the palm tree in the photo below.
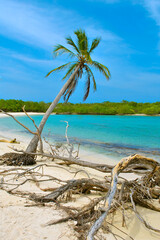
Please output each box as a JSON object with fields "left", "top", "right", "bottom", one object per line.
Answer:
{"left": 26, "top": 29, "right": 111, "bottom": 153}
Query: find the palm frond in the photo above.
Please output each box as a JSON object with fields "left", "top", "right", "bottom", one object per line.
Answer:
{"left": 84, "top": 65, "right": 97, "bottom": 91}
{"left": 74, "top": 29, "right": 83, "bottom": 52}
{"left": 62, "top": 63, "right": 78, "bottom": 80}
{"left": 63, "top": 79, "right": 75, "bottom": 100}
{"left": 64, "top": 90, "right": 72, "bottom": 102}
{"left": 63, "top": 66, "right": 82, "bottom": 101}
{"left": 74, "top": 29, "right": 88, "bottom": 54}
{"left": 53, "top": 44, "right": 77, "bottom": 58}
{"left": 89, "top": 38, "right": 101, "bottom": 53}
{"left": 83, "top": 71, "right": 91, "bottom": 101}
{"left": 91, "top": 61, "right": 111, "bottom": 79}
{"left": 64, "top": 79, "right": 78, "bottom": 102}
{"left": 69, "top": 79, "right": 78, "bottom": 96}
{"left": 77, "top": 67, "right": 83, "bottom": 79}
{"left": 47, "top": 29, "right": 111, "bottom": 102}
{"left": 66, "top": 36, "right": 80, "bottom": 54}
{"left": 45, "top": 62, "right": 72, "bottom": 77}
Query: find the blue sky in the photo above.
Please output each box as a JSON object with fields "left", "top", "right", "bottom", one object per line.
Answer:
{"left": 0, "top": 0, "right": 160, "bottom": 103}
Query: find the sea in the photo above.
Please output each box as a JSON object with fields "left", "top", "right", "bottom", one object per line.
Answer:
{"left": 0, "top": 114, "right": 160, "bottom": 162}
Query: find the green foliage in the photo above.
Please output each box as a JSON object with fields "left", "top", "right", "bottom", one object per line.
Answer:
{"left": 0, "top": 99, "right": 49, "bottom": 113}
{"left": 0, "top": 99, "right": 160, "bottom": 115}
{"left": 54, "top": 101, "right": 160, "bottom": 115}
{"left": 46, "top": 29, "right": 110, "bottom": 102}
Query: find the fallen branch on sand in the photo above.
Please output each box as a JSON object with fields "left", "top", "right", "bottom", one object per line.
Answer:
{"left": 0, "top": 111, "right": 157, "bottom": 176}
{"left": 1, "top": 153, "right": 160, "bottom": 240}
{"left": 0, "top": 138, "right": 20, "bottom": 144}
{"left": 0, "top": 114, "right": 160, "bottom": 239}
{"left": 87, "top": 154, "right": 160, "bottom": 240}
{"left": 0, "top": 152, "right": 36, "bottom": 166}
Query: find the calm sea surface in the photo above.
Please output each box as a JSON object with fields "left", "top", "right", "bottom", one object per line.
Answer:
{"left": 0, "top": 115, "right": 160, "bottom": 161}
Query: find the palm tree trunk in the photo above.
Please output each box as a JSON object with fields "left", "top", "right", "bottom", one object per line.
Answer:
{"left": 26, "top": 65, "right": 80, "bottom": 153}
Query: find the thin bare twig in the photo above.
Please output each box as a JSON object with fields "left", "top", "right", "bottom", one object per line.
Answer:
{"left": 22, "top": 106, "right": 43, "bottom": 152}
{"left": 0, "top": 107, "right": 43, "bottom": 152}
{"left": 130, "top": 190, "right": 160, "bottom": 233}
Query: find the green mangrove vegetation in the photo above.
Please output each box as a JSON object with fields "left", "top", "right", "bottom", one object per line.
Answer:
{"left": 0, "top": 99, "right": 160, "bottom": 115}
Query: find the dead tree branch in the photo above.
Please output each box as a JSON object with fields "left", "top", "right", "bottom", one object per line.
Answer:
{"left": 87, "top": 154, "right": 160, "bottom": 240}
{"left": 130, "top": 191, "right": 160, "bottom": 233}
{"left": 41, "top": 178, "right": 109, "bottom": 202}
{"left": 0, "top": 108, "right": 43, "bottom": 153}
{"left": 0, "top": 153, "right": 160, "bottom": 240}
{"left": 22, "top": 106, "right": 43, "bottom": 152}
{"left": 0, "top": 109, "right": 35, "bottom": 135}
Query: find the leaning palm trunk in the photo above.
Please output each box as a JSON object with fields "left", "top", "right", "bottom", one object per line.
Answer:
{"left": 26, "top": 29, "right": 111, "bottom": 154}
{"left": 26, "top": 65, "right": 80, "bottom": 153}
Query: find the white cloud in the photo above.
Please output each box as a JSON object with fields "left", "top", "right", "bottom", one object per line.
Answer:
{"left": 0, "top": 0, "right": 125, "bottom": 53}
{"left": 0, "top": 0, "right": 73, "bottom": 49}
{"left": 86, "top": 26, "right": 122, "bottom": 42}
{"left": 0, "top": 47, "right": 51, "bottom": 64}
{"left": 137, "top": 0, "right": 160, "bottom": 51}
{"left": 143, "top": 0, "right": 160, "bottom": 26}
{"left": 0, "top": 0, "right": 144, "bottom": 102}
{"left": 0, "top": 46, "right": 66, "bottom": 84}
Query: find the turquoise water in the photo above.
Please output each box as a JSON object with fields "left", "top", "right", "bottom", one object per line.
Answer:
{"left": 0, "top": 115, "right": 160, "bottom": 161}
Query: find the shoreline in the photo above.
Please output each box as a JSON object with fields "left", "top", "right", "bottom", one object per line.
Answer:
{"left": 55, "top": 112, "right": 160, "bottom": 116}
{"left": 0, "top": 141, "right": 160, "bottom": 239}
{"left": 0, "top": 112, "right": 160, "bottom": 117}
{"left": 0, "top": 114, "right": 160, "bottom": 239}
{"left": 1, "top": 124, "right": 160, "bottom": 165}
{"left": 0, "top": 112, "right": 45, "bottom": 118}
{"left": 0, "top": 112, "right": 160, "bottom": 163}
{"left": 0, "top": 128, "right": 118, "bottom": 166}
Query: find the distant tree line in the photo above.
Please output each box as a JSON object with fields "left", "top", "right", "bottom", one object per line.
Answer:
{"left": 0, "top": 99, "right": 160, "bottom": 115}
{"left": 0, "top": 99, "right": 50, "bottom": 113}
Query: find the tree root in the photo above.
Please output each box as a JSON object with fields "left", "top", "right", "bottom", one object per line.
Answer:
{"left": 87, "top": 154, "right": 160, "bottom": 240}
{"left": 0, "top": 154, "right": 160, "bottom": 240}
{"left": 40, "top": 178, "right": 109, "bottom": 202}
{"left": 0, "top": 152, "right": 36, "bottom": 166}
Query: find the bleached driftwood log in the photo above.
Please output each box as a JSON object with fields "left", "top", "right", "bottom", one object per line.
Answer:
{"left": 1, "top": 153, "right": 160, "bottom": 239}
{"left": 87, "top": 154, "right": 160, "bottom": 240}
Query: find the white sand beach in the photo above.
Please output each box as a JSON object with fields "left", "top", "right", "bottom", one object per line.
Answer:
{"left": 0, "top": 112, "right": 45, "bottom": 118}
{"left": 0, "top": 132, "right": 160, "bottom": 240}
{"left": 1, "top": 0, "right": 160, "bottom": 238}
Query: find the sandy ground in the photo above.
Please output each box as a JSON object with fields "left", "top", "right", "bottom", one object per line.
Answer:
{"left": 0, "top": 112, "right": 46, "bottom": 118}
{"left": 0, "top": 137, "right": 160, "bottom": 239}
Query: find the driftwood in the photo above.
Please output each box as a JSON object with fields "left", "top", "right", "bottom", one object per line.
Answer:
{"left": 1, "top": 152, "right": 160, "bottom": 240}
{"left": 87, "top": 154, "right": 160, "bottom": 239}
{"left": 0, "top": 112, "right": 156, "bottom": 175}
{"left": 0, "top": 138, "right": 20, "bottom": 144}
{"left": 0, "top": 107, "right": 43, "bottom": 154}
{"left": 0, "top": 115, "right": 160, "bottom": 239}
{"left": 0, "top": 107, "right": 45, "bottom": 166}
{"left": 0, "top": 152, "right": 36, "bottom": 166}
{"left": 8, "top": 121, "right": 157, "bottom": 174}
{"left": 9, "top": 146, "right": 158, "bottom": 176}
{"left": 41, "top": 178, "right": 109, "bottom": 202}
